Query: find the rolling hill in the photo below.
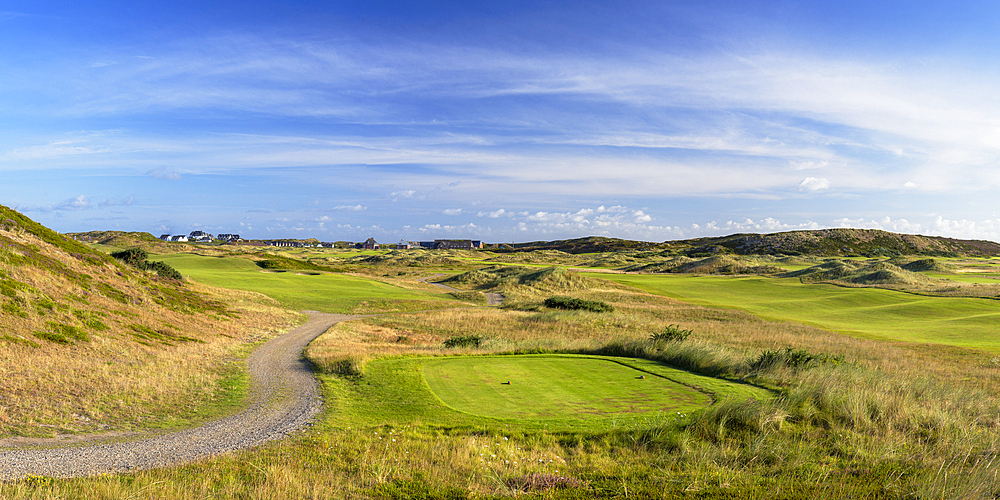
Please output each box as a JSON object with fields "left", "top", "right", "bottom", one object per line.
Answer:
{"left": 508, "top": 229, "right": 1000, "bottom": 257}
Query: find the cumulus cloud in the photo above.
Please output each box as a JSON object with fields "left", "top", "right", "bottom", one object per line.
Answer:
{"left": 59, "top": 195, "right": 91, "bottom": 210}
{"left": 443, "top": 208, "right": 463, "bottom": 215}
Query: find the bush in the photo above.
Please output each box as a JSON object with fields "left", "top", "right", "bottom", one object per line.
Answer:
{"left": 110, "top": 248, "right": 148, "bottom": 268}
{"left": 543, "top": 296, "right": 614, "bottom": 313}
{"left": 146, "top": 260, "right": 183, "bottom": 280}
{"left": 443, "top": 334, "right": 482, "bottom": 348}
{"left": 650, "top": 324, "right": 692, "bottom": 343}
{"left": 750, "top": 347, "right": 844, "bottom": 371}
{"left": 111, "top": 247, "right": 182, "bottom": 280}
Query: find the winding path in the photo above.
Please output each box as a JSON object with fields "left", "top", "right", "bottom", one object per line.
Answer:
{"left": 0, "top": 312, "right": 355, "bottom": 480}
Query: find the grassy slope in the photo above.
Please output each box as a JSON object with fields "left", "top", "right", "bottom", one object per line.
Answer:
{"left": 154, "top": 253, "right": 456, "bottom": 313}
{"left": 595, "top": 273, "right": 1000, "bottom": 349}
{"left": 0, "top": 206, "right": 298, "bottom": 436}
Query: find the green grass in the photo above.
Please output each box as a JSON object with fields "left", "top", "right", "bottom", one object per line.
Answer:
{"left": 593, "top": 273, "right": 1000, "bottom": 350}
{"left": 325, "top": 354, "right": 766, "bottom": 433}
{"left": 154, "top": 253, "right": 454, "bottom": 313}
{"left": 422, "top": 355, "right": 711, "bottom": 420}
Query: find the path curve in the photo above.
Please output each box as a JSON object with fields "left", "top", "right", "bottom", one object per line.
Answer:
{"left": 0, "top": 312, "right": 355, "bottom": 480}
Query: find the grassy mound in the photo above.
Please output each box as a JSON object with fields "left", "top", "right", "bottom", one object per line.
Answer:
{"left": 895, "top": 257, "right": 955, "bottom": 273}
{"left": 624, "top": 255, "right": 785, "bottom": 275}
{"left": 442, "top": 265, "right": 598, "bottom": 294}
{"left": 348, "top": 250, "right": 464, "bottom": 267}
{"left": 484, "top": 249, "right": 574, "bottom": 264}
{"left": 785, "top": 259, "right": 941, "bottom": 286}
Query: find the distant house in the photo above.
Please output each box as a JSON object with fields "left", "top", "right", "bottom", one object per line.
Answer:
{"left": 416, "top": 241, "right": 436, "bottom": 249}
{"left": 433, "top": 239, "right": 482, "bottom": 250}
{"left": 159, "top": 234, "right": 171, "bottom": 240}
{"left": 170, "top": 235, "right": 189, "bottom": 242}
{"left": 397, "top": 239, "right": 412, "bottom": 249}
{"left": 356, "top": 237, "right": 379, "bottom": 250}
{"left": 217, "top": 233, "right": 241, "bottom": 242}
{"left": 189, "top": 230, "right": 214, "bottom": 240}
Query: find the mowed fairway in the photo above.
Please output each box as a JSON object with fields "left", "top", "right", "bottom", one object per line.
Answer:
{"left": 595, "top": 273, "right": 1000, "bottom": 350}
{"left": 154, "top": 253, "right": 452, "bottom": 313}
{"left": 422, "top": 355, "right": 713, "bottom": 420}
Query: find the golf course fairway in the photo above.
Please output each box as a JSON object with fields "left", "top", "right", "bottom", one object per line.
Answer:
{"left": 422, "top": 355, "right": 714, "bottom": 420}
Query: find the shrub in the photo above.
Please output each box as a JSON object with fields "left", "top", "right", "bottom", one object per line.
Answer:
{"left": 543, "top": 296, "right": 614, "bottom": 313}
{"left": 750, "top": 347, "right": 844, "bottom": 371}
{"left": 111, "top": 247, "right": 182, "bottom": 280}
{"left": 443, "top": 334, "right": 482, "bottom": 348}
{"left": 146, "top": 260, "right": 183, "bottom": 280}
{"left": 650, "top": 324, "right": 692, "bottom": 343}
{"left": 110, "top": 248, "right": 148, "bottom": 268}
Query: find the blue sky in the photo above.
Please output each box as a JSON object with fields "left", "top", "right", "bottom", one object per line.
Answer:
{"left": 4, "top": 1, "right": 1000, "bottom": 242}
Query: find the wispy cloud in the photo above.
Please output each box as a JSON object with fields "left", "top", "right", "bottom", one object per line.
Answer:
{"left": 334, "top": 204, "right": 367, "bottom": 211}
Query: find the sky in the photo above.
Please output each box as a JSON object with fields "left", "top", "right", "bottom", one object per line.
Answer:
{"left": 4, "top": 1, "right": 1000, "bottom": 243}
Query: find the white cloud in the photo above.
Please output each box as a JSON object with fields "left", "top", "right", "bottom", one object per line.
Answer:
{"left": 477, "top": 208, "right": 508, "bottom": 218}
{"left": 390, "top": 190, "right": 418, "bottom": 200}
{"left": 443, "top": 208, "right": 463, "bottom": 216}
{"left": 798, "top": 177, "right": 830, "bottom": 191}
{"left": 56, "top": 195, "right": 90, "bottom": 211}
{"left": 334, "top": 204, "right": 366, "bottom": 211}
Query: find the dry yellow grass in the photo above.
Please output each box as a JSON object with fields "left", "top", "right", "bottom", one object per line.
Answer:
{"left": 0, "top": 227, "right": 301, "bottom": 437}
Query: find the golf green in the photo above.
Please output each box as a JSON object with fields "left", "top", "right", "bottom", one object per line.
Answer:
{"left": 422, "top": 355, "right": 712, "bottom": 420}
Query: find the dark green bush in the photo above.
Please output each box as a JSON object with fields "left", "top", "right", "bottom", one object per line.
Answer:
{"left": 543, "top": 296, "right": 614, "bottom": 313}
{"left": 111, "top": 248, "right": 182, "bottom": 280}
{"left": 146, "top": 260, "right": 182, "bottom": 280}
{"left": 650, "top": 324, "right": 692, "bottom": 343}
{"left": 750, "top": 347, "right": 844, "bottom": 371}
{"left": 443, "top": 334, "right": 482, "bottom": 348}
{"left": 110, "top": 248, "right": 148, "bottom": 268}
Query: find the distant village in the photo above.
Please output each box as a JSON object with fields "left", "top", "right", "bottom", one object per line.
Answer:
{"left": 158, "top": 231, "right": 486, "bottom": 250}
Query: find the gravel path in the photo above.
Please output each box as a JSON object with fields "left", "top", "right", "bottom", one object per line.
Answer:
{"left": 0, "top": 311, "right": 355, "bottom": 480}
